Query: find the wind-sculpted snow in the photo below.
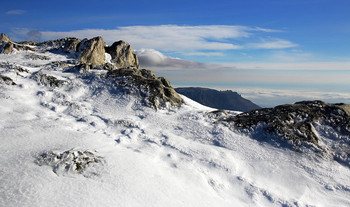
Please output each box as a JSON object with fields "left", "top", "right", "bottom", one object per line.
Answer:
{"left": 0, "top": 37, "right": 350, "bottom": 206}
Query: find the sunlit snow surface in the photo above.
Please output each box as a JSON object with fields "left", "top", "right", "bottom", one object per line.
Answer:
{"left": 1, "top": 50, "right": 350, "bottom": 207}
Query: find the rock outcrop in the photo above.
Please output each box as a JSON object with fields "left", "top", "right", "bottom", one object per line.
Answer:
{"left": 221, "top": 101, "right": 350, "bottom": 145}
{"left": 105, "top": 41, "right": 140, "bottom": 69}
{"left": 40, "top": 37, "right": 105, "bottom": 66}
{"left": 219, "top": 100, "right": 350, "bottom": 165}
{"left": 76, "top": 37, "right": 106, "bottom": 66}
{"left": 0, "top": 33, "right": 12, "bottom": 42}
{"left": 0, "top": 34, "right": 33, "bottom": 54}
{"left": 32, "top": 72, "right": 66, "bottom": 88}
{"left": 106, "top": 68, "right": 182, "bottom": 108}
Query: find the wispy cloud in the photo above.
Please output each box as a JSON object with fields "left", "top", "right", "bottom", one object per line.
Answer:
{"left": 247, "top": 39, "right": 298, "bottom": 49}
{"left": 5, "top": 10, "right": 26, "bottom": 15}
{"left": 224, "top": 62, "right": 350, "bottom": 70}
{"left": 14, "top": 25, "right": 295, "bottom": 54}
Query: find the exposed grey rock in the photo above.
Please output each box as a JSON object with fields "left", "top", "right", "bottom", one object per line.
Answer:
{"left": 0, "top": 62, "right": 29, "bottom": 73}
{"left": 32, "top": 72, "right": 66, "bottom": 88}
{"left": 0, "top": 42, "right": 34, "bottom": 54}
{"left": 40, "top": 37, "right": 81, "bottom": 52}
{"left": 19, "top": 41, "right": 39, "bottom": 46}
{"left": 25, "top": 53, "right": 50, "bottom": 60}
{"left": 102, "top": 62, "right": 117, "bottom": 70}
{"left": 0, "top": 75, "right": 16, "bottom": 85}
{"left": 63, "top": 38, "right": 81, "bottom": 53}
{"left": 0, "top": 42, "right": 14, "bottom": 54}
{"left": 0, "top": 33, "right": 12, "bottom": 42}
{"left": 36, "top": 149, "right": 104, "bottom": 176}
{"left": 77, "top": 36, "right": 106, "bottom": 66}
{"left": 105, "top": 40, "right": 140, "bottom": 69}
{"left": 219, "top": 100, "right": 350, "bottom": 165}
{"left": 106, "top": 68, "right": 182, "bottom": 109}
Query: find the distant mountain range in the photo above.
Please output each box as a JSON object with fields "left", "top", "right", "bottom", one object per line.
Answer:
{"left": 175, "top": 87, "right": 261, "bottom": 112}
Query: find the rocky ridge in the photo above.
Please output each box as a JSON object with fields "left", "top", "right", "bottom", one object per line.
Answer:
{"left": 0, "top": 33, "right": 182, "bottom": 109}
{"left": 175, "top": 87, "right": 261, "bottom": 112}
{"left": 106, "top": 68, "right": 182, "bottom": 109}
{"left": 216, "top": 100, "right": 350, "bottom": 165}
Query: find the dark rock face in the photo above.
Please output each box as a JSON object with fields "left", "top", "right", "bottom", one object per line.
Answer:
{"left": 105, "top": 41, "right": 140, "bottom": 69}
{"left": 106, "top": 68, "right": 182, "bottom": 109}
{"left": 40, "top": 37, "right": 80, "bottom": 52}
{"left": 0, "top": 75, "right": 16, "bottom": 85}
{"left": 175, "top": 87, "right": 261, "bottom": 112}
{"left": 32, "top": 73, "right": 66, "bottom": 88}
{"left": 219, "top": 100, "right": 350, "bottom": 165}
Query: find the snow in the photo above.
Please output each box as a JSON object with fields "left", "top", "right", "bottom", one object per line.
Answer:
{"left": 1, "top": 49, "right": 350, "bottom": 207}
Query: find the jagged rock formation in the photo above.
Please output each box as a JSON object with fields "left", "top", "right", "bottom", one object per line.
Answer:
{"left": 77, "top": 37, "right": 106, "bottom": 66}
{"left": 218, "top": 100, "right": 350, "bottom": 165}
{"left": 105, "top": 40, "right": 140, "bottom": 69}
{"left": 106, "top": 68, "right": 182, "bottom": 108}
{"left": 176, "top": 87, "right": 261, "bottom": 112}
{"left": 0, "top": 33, "right": 35, "bottom": 54}
{"left": 41, "top": 37, "right": 106, "bottom": 66}
{"left": 0, "top": 33, "right": 183, "bottom": 108}
{"left": 0, "top": 33, "right": 12, "bottom": 42}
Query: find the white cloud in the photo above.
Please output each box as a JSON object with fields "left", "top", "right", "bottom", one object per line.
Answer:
{"left": 135, "top": 49, "right": 229, "bottom": 70}
{"left": 15, "top": 25, "right": 295, "bottom": 53}
{"left": 224, "top": 62, "right": 350, "bottom": 70}
{"left": 247, "top": 39, "right": 298, "bottom": 49}
{"left": 5, "top": 10, "right": 26, "bottom": 15}
{"left": 232, "top": 88, "right": 350, "bottom": 107}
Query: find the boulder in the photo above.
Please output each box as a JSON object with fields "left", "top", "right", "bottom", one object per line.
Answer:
{"left": 105, "top": 40, "right": 140, "bottom": 69}
{"left": 0, "top": 33, "right": 12, "bottom": 42}
{"left": 106, "top": 68, "right": 182, "bottom": 108}
{"left": 77, "top": 36, "right": 106, "bottom": 66}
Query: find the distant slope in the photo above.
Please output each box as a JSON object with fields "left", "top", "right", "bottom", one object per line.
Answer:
{"left": 175, "top": 87, "right": 261, "bottom": 112}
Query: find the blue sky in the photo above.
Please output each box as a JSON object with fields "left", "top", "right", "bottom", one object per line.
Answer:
{"left": 2, "top": 0, "right": 350, "bottom": 106}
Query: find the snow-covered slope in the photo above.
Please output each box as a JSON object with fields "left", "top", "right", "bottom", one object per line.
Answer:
{"left": 1, "top": 47, "right": 350, "bottom": 207}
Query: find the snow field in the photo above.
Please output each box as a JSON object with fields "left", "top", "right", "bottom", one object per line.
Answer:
{"left": 1, "top": 50, "right": 350, "bottom": 206}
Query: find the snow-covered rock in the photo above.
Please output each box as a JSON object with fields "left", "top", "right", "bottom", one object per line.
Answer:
{"left": 1, "top": 36, "right": 350, "bottom": 207}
